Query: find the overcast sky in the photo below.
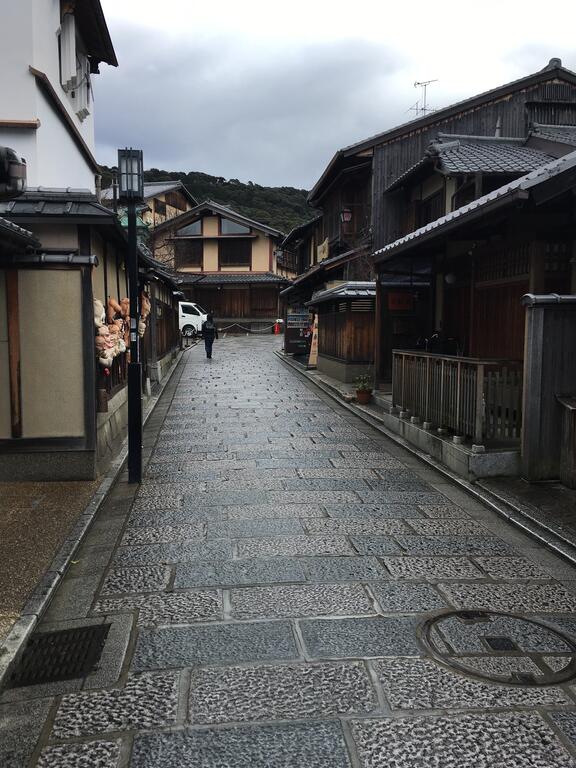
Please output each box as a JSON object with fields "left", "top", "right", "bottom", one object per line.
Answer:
{"left": 95, "top": 0, "right": 576, "bottom": 189}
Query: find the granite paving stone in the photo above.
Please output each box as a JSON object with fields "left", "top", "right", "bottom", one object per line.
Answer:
{"left": 300, "top": 616, "right": 420, "bottom": 658}
{"left": 127, "top": 507, "right": 230, "bottom": 526}
{"left": 440, "top": 582, "right": 576, "bottom": 612}
{"left": 281, "top": 478, "right": 371, "bottom": 491}
{"left": 93, "top": 590, "right": 222, "bottom": 626}
{"left": 350, "top": 535, "right": 403, "bottom": 556}
{"left": 37, "top": 741, "right": 121, "bottom": 768}
{"left": 351, "top": 712, "right": 576, "bottom": 767}
{"left": 207, "top": 518, "right": 304, "bottom": 538}
{"left": 551, "top": 712, "right": 576, "bottom": 746}
{"left": 417, "top": 504, "right": 469, "bottom": 518}
{"left": 369, "top": 582, "right": 449, "bottom": 613}
{"left": 121, "top": 523, "right": 206, "bottom": 545}
{"left": 174, "top": 558, "right": 307, "bottom": 588}
{"left": 189, "top": 661, "right": 378, "bottom": 723}
{"left": 237, "top": 534, "right": 354, "bottom": 557}
{"left": 226, "top": 503, "right": 325, "bottom": 519}
{"left": 407, "top": 519, "right": 490, "bottom": 535}
{"left": 303, "top": 518, "right": 411, "bottom": 535}
{"left": 374, "top": 657, "right": 570, "bottom": 710}
{"left": 304, "top": 556, "right": 389, "bottom": 583}
{"left": 113, "top": 540, "right": 231, "bottom": 565}
{"left": 230, "top": 583, "right": 375, "bottom": 618}
{"left": 395, "top": 535, "right": 515, "bottom": 556}
{"left": 473, "top": 556, "right": 553, "bottom": 580}
{"left": 100, "top": 566, "right": 171, "bottom": 595}
{"left": 52, "top": 672, "right": 179, "bottom": 738}
{"left": 325, "top": 503, "right": 423, "bottom": 519}
{"left": 131, "top": 721, "right": 353, "bottom": 768}
{"left": 382, "top": 556, "right": 483, "bottom": 580}
{"left": 132, "top": 620, "right": 299, "bottom": 670}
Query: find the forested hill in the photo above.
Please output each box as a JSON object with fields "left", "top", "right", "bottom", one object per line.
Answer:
{"left": 99, "top": 165, "right": 315, "bottom": 234}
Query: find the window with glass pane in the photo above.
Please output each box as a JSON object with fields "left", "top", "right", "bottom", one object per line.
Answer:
{"left": 219, "top": 239, "right": 251, "bottom": 267}
{"left": 220, "top": 217, "right": 250, "bottom": 235}
{"left": 177, "top": 220, "right": 202, "bottom": 236}
{"left": 175, "top": 239, "right": 203, "bottom": 268}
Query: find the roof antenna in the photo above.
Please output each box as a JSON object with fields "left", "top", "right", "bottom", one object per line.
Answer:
{"left": 413, "top": 79, "right": 438, "bottom": 116}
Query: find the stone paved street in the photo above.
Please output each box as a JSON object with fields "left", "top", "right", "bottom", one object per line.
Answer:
{"left": 4, "top": 336, "right": 576, "bottom": 766}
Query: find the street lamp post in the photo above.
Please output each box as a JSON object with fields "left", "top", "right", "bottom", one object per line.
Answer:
{"left": 117, "top": 148, "right": 144, "bottom": 483}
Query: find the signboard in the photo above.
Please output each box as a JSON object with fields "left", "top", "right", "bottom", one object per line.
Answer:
{"left": 285, "top": 306, "right": 309, "bottom": 354}
{"left": 317, "top": 238, "right": 329, "bottom": 262}
{"left": 387, "top": 291, "right": 414, "bottom": 312}
{"left": 308, "top": 316, "right": 318, "bottom": 368}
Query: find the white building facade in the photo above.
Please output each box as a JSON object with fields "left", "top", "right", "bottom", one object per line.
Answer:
{"left": 0, "top": 0, "right": 117, "bottom": 190}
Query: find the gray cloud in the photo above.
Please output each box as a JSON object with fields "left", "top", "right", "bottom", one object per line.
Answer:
{"left": 94, "top": 24, "right": 408, "bottom": 188}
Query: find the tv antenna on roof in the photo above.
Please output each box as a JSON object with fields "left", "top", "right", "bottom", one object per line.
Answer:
{"left": 412, "top": 79, "right": 438, "bottom": 116}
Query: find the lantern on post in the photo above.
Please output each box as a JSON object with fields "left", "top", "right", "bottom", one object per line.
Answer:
{"left": 117, "top": 148, "right": 144, "bottom": 483}
{"left": 340, "top": 208, "right": 353, "bottom": 224}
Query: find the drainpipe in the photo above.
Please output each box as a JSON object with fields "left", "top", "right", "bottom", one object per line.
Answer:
{"left": 95, "top": 173, "right": 102, "bottom": 203}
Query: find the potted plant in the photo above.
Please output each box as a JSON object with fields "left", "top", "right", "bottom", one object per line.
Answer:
{"left": 354, "top": 374, "right": 373, "bottom": 404}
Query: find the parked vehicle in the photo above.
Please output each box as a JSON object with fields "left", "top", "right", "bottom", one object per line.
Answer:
{"left": 179, "top": 302, "right": 208, "bottom": 337}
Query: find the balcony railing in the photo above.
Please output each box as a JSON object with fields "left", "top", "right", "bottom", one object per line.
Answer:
{"left": 392, "top": 350, "right": 523, "bottom": 444}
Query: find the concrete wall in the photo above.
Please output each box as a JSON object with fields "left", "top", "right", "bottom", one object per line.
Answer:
{"left": 0, "top": 271, "right": 10, "bottom": 438}
{"left": 19, "top": 269, "right": 84, "bottom": 437}
{"left": 317, "top": 354, "right": 373, "bottom": 384}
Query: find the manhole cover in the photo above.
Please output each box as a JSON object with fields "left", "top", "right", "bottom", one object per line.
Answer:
{"left": 419, "top": 610, "right": 576, "bottom": 686}
{"left": 8, "top": 624, "right": 110, "bottom": 688}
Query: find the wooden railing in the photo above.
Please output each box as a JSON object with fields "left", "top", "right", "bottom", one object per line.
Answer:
{"left": 392, "top": 350, "right": 523, "bottom": 444}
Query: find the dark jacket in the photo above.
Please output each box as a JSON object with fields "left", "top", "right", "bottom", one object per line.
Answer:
{"left": 202, "top": 320, "right": 218, "bottom": 341}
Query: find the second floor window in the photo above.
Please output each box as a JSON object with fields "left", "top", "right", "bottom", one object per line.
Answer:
{"left": 175, "top": 240, "right": 203, "bottom": 268}
{"left": 219, "top": 239, "right": 251, "bottom": 267}
{"left": 221, "top": 217, "right": 250, "bottom": 235}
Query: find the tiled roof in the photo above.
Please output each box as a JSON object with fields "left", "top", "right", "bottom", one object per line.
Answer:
{"left": 152, "top": 199, "right": 285, "bottom": 239}
{"left": 432, "top": 135, "right": 554, "bottom": 174}
{"left": 374, "top": 149, "right": 576, "bottom": 260}
{"left": 531, "top": 124, "right": 576, "bottom": 146}
{"left": 307, "top": 281, "right": 376, "bottom": 306}
{"left": 171, "top": 271, "right": 290, "bottom": 286}
{"left": 0, "top": 188, "right": 114, "bottom": 218}
{"left": 0, "top": 216, "right": 39, "bottom": 246}
{"left": 385, "top": 136, "right": 555, "bottom": 192}
{"left": 101, "top": 180, "right": 198, "bottom": 206}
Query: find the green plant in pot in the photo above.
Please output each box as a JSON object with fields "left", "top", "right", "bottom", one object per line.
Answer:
{"left": 354, "top": 374, "right": 373, "bottom": 405}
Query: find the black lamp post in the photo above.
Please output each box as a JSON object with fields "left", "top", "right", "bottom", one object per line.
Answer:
{"left": 117, "top": 148, "right": 144, "bottom": 483}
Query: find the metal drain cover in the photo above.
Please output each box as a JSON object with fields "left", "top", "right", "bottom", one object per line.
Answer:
{"left": 419, "top": 610, "right": 576, "bottom": 686}
{"left": 8, "top": 624, "right": 110, "bottom": 688}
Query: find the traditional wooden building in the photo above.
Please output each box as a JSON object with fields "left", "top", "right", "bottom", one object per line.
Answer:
{"left": 101, "top": 180, "right": 198, "bottom": 229}
{"left": 151, "top": 200, "right": 291, "bottom": 330}
{"left": 306, "top": 282, "right": 376, "bottom": 382}
{"left": 0, "top": 189, "right": 181, "bottom": 479}
{"left": 373, "top": 149, "right": 576, "bottom": 479}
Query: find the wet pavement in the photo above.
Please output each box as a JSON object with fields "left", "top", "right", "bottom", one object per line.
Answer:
{"left": 3, "top": 336, "right": 576, "bottom": 766}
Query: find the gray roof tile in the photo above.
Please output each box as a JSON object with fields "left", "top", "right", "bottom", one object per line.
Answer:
{"left": 531, "top": 124, "right": 576, "bottom": 146}
{"left": 433, "top": 137, "right": 555, "bottom": 174}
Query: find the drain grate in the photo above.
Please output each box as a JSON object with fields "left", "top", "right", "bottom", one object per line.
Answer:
{"left": 419, "top": 610, "right": 576, "bottom": 686}
{"left": 8, "top": 624, "right": 110, "bottom": 688}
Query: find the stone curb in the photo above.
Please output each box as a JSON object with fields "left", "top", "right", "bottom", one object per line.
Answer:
{"left": 275, "top": 349, "right": 576, "bottom": 570}
{"left": 0, "top": 346, "right": 194, "bottom": 690}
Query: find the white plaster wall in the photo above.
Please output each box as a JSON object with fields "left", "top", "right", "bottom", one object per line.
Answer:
{"left": 0, "top": 0, "right": 98, "bottom": 190}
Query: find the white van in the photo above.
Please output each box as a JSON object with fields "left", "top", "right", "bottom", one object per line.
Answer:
{"left": 179, "top": 301, "right": 208, "bottom": 337}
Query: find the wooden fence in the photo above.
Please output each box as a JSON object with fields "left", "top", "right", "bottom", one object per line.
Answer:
{"left": 392, "top": 350, "right": 523, "bottom": 444}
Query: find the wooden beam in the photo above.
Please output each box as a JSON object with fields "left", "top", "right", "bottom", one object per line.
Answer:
{"left": 529, "top": 241, "right": 546, "bottom": 293}
{"left": 0, "top": 119, "right": 40, "bottom": 130}
{"left": 6, "top": 270, "right": 22, "bottom": 438}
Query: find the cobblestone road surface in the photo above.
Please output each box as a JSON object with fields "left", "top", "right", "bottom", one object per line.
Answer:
{"left": 3, "top": 337, "right": 576, "bottom": 767}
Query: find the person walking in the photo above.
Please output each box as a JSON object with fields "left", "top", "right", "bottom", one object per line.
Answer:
{"left": 202, "top": 314, "right": 218, "bottom": 359}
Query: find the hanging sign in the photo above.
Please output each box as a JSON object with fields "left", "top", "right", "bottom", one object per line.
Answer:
{"left": 308, "top": 316, "right": 318, "bottom": 368}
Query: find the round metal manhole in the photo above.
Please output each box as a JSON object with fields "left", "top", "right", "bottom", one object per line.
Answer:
{"left": 418, "top": 610, "right": 576, "bottom": 686}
